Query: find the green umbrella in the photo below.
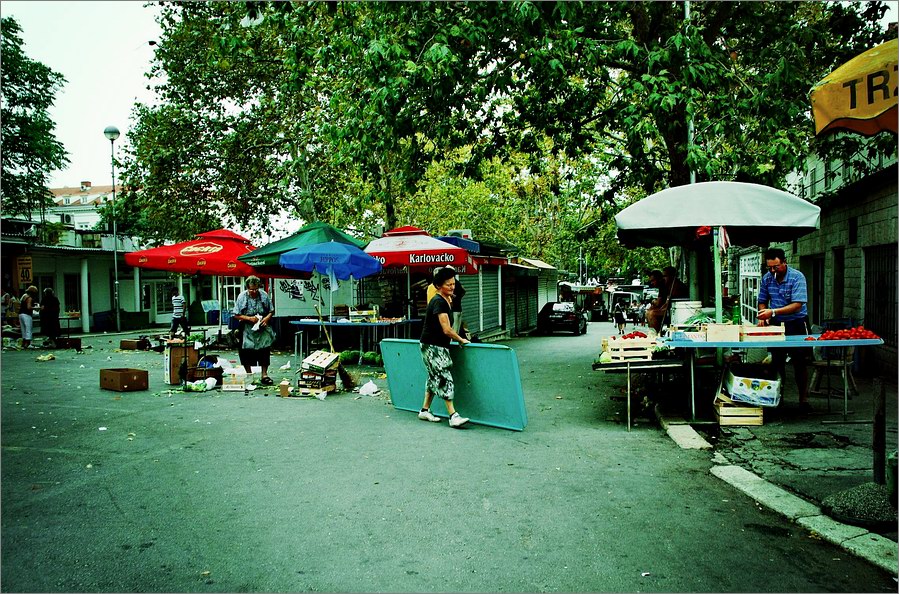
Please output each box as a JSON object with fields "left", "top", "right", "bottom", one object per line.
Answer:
{"left": 238, "top": 221, "right": 366, "bottom": 273}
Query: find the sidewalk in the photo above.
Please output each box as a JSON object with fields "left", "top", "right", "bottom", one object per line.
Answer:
{"left": 654, "top": 362, "right": 898, "bottom": 575}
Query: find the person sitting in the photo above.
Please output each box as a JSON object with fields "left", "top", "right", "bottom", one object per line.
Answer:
{"left": 663, "top": 266, "right": 688, "bottom": 300}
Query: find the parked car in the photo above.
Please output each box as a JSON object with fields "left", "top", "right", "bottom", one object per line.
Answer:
{"left": 537, "top": 301, "right": 589, "bottom": 335}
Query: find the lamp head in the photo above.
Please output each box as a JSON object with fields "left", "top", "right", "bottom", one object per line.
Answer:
{"left": 103, "top": 126, "right": 120, "bottom": 141}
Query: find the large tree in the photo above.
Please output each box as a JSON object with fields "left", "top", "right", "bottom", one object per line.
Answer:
{"left": 120, "top": 1, "right": 893, "bottom": 267}
{"left": 1, "top": 17, "right": 68, "bottom": 220}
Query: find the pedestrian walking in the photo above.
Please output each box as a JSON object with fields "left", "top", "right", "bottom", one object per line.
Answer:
{"left": 418, "top": 266, "right": 470, "bottom": 428}
{"left": 169, "top": 287, "right": 190, "bottom": 338}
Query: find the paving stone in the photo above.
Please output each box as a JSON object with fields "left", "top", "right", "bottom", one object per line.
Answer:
{"left": 711, "top": 464, "right": 820, "bottom": 520}
{"left": 796, "top": 514, "right": 869, "bottom": 544}
{"left": 841, "top": 532, "right": 899, "bottom": 575}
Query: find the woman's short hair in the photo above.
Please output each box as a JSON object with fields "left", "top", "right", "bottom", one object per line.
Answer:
{"left": 433, "top": 267, "right": 456, "bottom": 288}
{"left": 245, "top": 275, "right": 262, "bottom": 288}
{"left": 43, "top": 287, "right": 54, "bottom": 296}
{"left": 26, "top": 285, "right": 38, "bottom": 295}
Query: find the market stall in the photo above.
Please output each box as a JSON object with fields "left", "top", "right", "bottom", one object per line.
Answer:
{"left": 364, "top": 226, "right": 475, "bottom": 320}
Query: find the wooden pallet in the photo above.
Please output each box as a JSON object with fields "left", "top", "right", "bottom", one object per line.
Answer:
{"left": 302, "top": 350, "right": 340, "bottom": 372}
{"left": 607, "top": 337, "right": 656, "bottom": 361}
{"left": 714, "top": 392, "right": 763, "bottom": 426}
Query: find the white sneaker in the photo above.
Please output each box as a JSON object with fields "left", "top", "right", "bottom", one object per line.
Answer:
{"left": 449, "top": 413, "right": 470, "bottom": 428}
{"left": 418, "top": 410, "right": 442, "bottom": 422}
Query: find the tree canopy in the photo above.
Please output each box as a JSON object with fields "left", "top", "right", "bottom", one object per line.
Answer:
{"left": 118, "top": 1, "right": 894, "bottom": 273}
{"left": 1, "top": 17, "right": 69, "bottom": 220}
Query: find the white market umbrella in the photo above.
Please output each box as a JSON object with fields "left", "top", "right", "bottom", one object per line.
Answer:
{"left": 615, "top": 181, "right": 821, "bottom": 322}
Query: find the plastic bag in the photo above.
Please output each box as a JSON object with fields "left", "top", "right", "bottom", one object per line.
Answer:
{"left": 359, "top": 380, "right": 380, "bottom": 396}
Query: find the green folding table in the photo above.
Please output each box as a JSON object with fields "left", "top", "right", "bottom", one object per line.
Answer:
{"left": 379, "top": 338, "right": 527, "bottom": 431}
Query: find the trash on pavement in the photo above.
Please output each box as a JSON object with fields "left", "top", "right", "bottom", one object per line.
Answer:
{"left": 359, "top": 380, "right": 380, "bottom": 396}
{"left": 36, "top": 354, "right": 56, "bottom": 362}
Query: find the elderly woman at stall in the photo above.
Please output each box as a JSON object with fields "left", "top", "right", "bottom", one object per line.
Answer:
{"left": 232, "top": 276, "right": 276, "bottom": 385}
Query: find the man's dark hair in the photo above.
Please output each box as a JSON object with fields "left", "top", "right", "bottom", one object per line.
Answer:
{"left": 764, "top": 248, "right": 786, "bottom": 262}
{"left": 433, "top": 266, "right": 456, "bottom": 287}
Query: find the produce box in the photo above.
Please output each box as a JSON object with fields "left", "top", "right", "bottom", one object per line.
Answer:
{"left": 705, "top": 323, "right": 741, "bottom": 342}
{"left": 302, "top": 350, "right": 340, "bottom": 373}
{"left": 120, "top": 338, "right": 151, "bottom": 350}
{"left": 723, "top": 364, "right": 781, "bottom": 407}
{"left": 714, "top": 392, "right": 763, "bottom": 426}
{"left": 279, "top": 380, "right": 294, "bottom": 398}
{"left": 740, "top": 325, "right": 786, "bottom": 342}
{"left": 221, "top": 367, "right": 247, "bottom": 391}
{"left": 350, "top": 310, "right": 378, "bottom": 322}
{"left": 163, "top": 345, "right": 200, "bottom": 384}
{"left": 607, "top": 336, "right": 656, "bottom": 361}
{"left": 100, "top": 368, "right": 149, "bottom": 392}
{"left": 298, "top": 369, "right": 338, "bottom": 389}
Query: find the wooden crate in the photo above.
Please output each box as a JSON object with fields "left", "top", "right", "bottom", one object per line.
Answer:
{"left": 298, "top": 369, "right": 337, "bottom": 389}
{"left": 740, "top": 325, "right": 786, "bottom": 342}
{"left": 296, "top": 384, "right": 336, "bottom": 397}
{"left": 714, "top": 393, "right": 763, "bottom": 426}
{"left": 221, "top": 368, "right": 247, "bottom": 391}
{"left": 607, "top": 337, "right": 656, "bottom": 361}
{"left": 705, "top": 323, "right": 741, "bottom": 342}
{"left": 302, "top": 350, "right": 340, "bottom": 372}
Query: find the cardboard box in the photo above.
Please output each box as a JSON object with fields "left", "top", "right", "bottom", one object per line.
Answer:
{"left": 279, "top": 380, "right": 294, "bottom": 398}
{"left": 120, "top": 339, "right": 150, "bottom": 350}
{"left": 163, "top": 345, "right": 200, "bottom": 384}
{"left": 705, "top": 323, "right": 741, "bottom": 342}
{"left": 740, "top": 325, "right": 786, "bottom": 342}
{"left": 100, "top": 368, "right": 149, "bottom": 392}
{"left": 222, "top": 368, "right": 247, "bottom": 391}
{"left": 724, "top": 365, "right": 781, "bottom": 407}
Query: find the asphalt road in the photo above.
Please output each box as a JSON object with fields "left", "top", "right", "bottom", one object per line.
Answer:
{"left": 1, "top": 326, "right": 895, "bottom": 592}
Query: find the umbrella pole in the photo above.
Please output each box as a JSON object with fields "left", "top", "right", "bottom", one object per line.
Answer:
{"left": 713, "top": 227, "right": 724, "bottom": 367}
{"left": 217, "top": 276, "right": 223, "bottom": 341}
{"left": 406, "top": 270, "right": 411, "bottom": 320}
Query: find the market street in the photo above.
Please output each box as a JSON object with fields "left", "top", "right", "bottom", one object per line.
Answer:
{"left": 1, "top": 326, "right": 895, "bottom": 592}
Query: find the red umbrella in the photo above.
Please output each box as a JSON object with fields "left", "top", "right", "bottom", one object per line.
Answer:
{"left": 124, "top": 229, "right": 260, "bottom": 276}
{"left": 364, "top": 226, "right": 474, "bottom": 270}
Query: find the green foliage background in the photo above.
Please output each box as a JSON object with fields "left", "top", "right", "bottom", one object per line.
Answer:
{"left": 109, "top": 1, "right": 893, "bottom": 277}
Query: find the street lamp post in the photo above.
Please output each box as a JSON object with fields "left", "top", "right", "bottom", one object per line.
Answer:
{"left": 104, "top": 125, "right": 121, "bottom": 333}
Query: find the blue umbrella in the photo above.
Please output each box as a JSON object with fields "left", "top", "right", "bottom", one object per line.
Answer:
{"left": 279, "top": 240, "right": 382, "bottom": 281}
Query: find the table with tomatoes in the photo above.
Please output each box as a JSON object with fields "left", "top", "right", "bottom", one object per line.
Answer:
{"left": 664, "top": 327, "right": 884, "bottom": 421}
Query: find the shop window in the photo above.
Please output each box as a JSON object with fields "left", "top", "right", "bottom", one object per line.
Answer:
{"left": 63, "top": 274, "right": 81, "bottom": 313}
{"left": 848, "top": 217, "right": 858, "bottom": 245}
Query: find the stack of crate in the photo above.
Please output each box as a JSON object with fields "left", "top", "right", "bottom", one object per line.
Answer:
{"left": 297, "top": 350, "right": 340, "bottom": 396}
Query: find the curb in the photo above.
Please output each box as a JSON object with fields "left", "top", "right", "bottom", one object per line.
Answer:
{"left": 656, "top": 409, "right": 897, "bottom": 575}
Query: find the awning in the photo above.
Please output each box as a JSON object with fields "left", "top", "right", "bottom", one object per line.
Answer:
{"left": 518, "top": 257, "right": 557, "bottom": 270}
